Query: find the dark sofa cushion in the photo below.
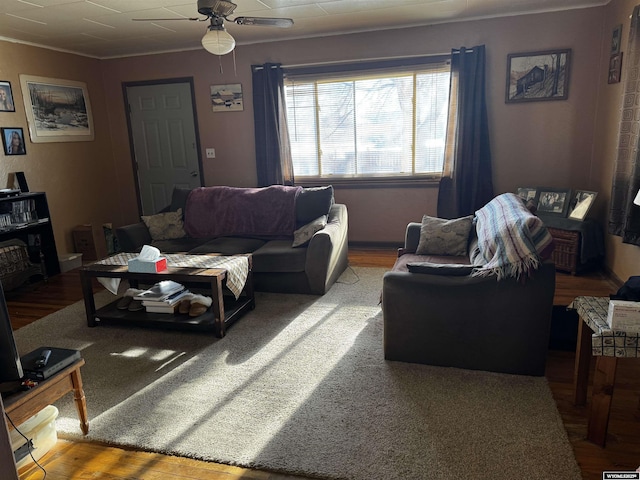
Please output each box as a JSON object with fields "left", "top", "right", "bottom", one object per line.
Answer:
{"left": 406, "top": 262, "right": 476, "bottom": 276}
{"left": 150, "top": 236, "right": 209, "bottom": 253}
{"left": 296, "top": 186, "right": 334, "bottom": 228}
{"left": 252, "top": 240, "right": 307, "bottom": 273}
{"left": 392, "top": 253, "right": 470, "bottom": 273}
{"left": 189, "top": 237, "right": 266, "bottom": 255}
{"left": 170, "top": 188, "right": 193, "bottom": 216}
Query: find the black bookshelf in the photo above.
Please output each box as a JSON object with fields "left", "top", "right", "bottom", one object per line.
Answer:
{"left": 0, "top": 192, "right": 60, "bottom": 278}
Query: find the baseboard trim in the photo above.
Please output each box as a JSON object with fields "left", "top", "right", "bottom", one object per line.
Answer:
{"left": 349, "top": 241, "right": 403, "bottom": 250}
{"left": 603, "top": 265, "right": 624, "bottom": 288}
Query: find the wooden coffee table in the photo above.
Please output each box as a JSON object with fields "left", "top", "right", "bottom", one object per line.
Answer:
{"left": 80, "top": 254, "right": 254, "bottom": 338}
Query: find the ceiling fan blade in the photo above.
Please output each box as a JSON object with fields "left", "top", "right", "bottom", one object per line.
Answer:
{"left": 234, "top": 16, "right": 294, "bottom": 28}
{"left": 132, "top": 17, "right": 204, "bottom": 21}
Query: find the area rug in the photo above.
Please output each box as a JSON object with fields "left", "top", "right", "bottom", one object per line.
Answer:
{"left": 14, "top": 267, "right": 582, "bottom": 480}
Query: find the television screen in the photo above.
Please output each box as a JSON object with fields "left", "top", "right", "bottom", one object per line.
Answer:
{"left": 0, "top": 280, "right": 24, "bottom": 385}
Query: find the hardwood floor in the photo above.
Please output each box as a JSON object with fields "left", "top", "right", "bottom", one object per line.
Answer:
{"left": 6, "top": 249, "right": 640, "bottom": 480}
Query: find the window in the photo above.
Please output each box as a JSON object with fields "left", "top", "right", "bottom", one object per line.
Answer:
{"left": 284, "top": 59, "right": 451, "bottom": 181}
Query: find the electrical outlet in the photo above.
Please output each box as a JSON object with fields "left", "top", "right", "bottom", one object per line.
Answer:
{"left": 206, "top": 148, "right": 216, "bottom": 159}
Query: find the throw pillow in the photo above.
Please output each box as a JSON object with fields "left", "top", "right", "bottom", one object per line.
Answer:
{"left": 292, "top": 215, "right": 328, "bottom": 247}
{"left": 415, "top": 215, "right": 474, "bottom": 256}
{"left": 407, "top": 262, "right": 476, "bottom": 276}
{"left": 141, "top": 208, "right": 186, "bottom": 241}
{"left": 295, "top": 186, "right": 334, "bottom": 228}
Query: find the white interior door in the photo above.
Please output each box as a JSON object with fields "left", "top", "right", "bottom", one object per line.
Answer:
{"left": 126, "top": 82, "right": 202, "bottom": 215}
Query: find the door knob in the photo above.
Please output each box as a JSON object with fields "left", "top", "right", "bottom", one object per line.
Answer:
{"left": 190, "top": 171, "right": 198, "bottom": 177}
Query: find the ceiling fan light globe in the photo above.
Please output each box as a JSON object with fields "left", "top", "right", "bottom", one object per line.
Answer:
{"left": 201, "top": 28, "right": 235, "bottom": 55}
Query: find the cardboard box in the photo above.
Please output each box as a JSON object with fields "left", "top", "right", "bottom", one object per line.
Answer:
{"left": 58, "top": 253, "right": 83, "bottom": 273}
{"left": 606, "top": 300, "right": 640, "bottom": 332}
{"left": 72, "top": 224, "right": 107, "bottom": 260}
{"left": 128, "top": 257, "right": 167, "bottom": 273}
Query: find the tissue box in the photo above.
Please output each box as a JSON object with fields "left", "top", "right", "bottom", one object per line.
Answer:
{"left": 128, "top": 257, "right": 167, "bottom": 273}
{"left": 606, "top": 300, "right": 640, "bottom": 332}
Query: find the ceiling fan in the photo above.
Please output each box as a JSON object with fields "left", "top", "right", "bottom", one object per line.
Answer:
{"left": 133, "top": 0, "right": 294, "bottom": 55}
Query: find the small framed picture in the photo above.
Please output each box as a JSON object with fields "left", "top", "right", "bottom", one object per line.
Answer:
{"left": 611, "top": 24, "right": 622, "bottom": 56}
{"left": 536, "top": 188, "right": 571, "bottom": 216}
{"left": 516, "top": 187, "right": 538, "bottom": 203}
{"left": 210, "top": 83, "right": 243, "bottom": 112}
{"left": 608, "top": 53, "right": 623, "bottom": 84}
{"left": 568, "top": 190, "right": 597, "bottom": 221}
{"left": 1, "top": 127, "right": 27, "bottom": 155}
{"left": 0, "top": 81, "right": 15, "bottom": 112}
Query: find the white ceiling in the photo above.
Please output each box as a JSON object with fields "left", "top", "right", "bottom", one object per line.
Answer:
{"left": 0, "top": 0, "right": 608, "bottom": 59}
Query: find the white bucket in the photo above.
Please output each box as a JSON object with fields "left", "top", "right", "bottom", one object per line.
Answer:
{"left": 9, "top": 405, "right": 59, "bottom": 469}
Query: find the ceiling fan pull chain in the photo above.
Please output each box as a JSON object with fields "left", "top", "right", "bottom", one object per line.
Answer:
{"left": 233, "top": 50, "right": 237, "bottom": 76}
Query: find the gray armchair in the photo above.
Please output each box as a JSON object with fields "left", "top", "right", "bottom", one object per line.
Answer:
{"left": 382, "top": 222, "right": 556, "bottom": 376}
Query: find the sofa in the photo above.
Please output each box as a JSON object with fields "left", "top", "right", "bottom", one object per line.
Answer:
{"left": 382, "top": 193, "right": 556, "bottom": 376}
{"left": 116, "top": 185, "right": 349, "bottom": 295}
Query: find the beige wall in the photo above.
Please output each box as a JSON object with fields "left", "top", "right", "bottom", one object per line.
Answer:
{"left": 593, "top": 0, "right": 640, "bottom": 283}
{"left": 0, "top": 42, "right": 118, "bottom": 256}
{"left": 102, "top": 8, "right": 604, "bottom": 244}
{"left": 1, "top": 6, "right": 625, "bottom": 273}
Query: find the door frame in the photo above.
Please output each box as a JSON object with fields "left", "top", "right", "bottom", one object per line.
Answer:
{"left": 122, "top": 77, "right": 204, "bottom": 215}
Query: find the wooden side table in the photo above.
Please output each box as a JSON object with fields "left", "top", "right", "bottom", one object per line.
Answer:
{"left": 571, "top": 296, "right": 639, "bottom": 446}
{"left": 3, "top": 359, "right": 89, "bottom": 435}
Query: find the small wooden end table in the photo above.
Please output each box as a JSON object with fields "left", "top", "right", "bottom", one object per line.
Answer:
{"left": 3, "top": 359, "right": 89, "bottom": 435}
{"left": 571, "top": 296, "right": 640, "bottom": 447}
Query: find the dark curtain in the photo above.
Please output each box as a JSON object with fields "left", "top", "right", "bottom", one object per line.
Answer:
{"left": 437, "top": 45, "right": 494, "bottom": 219}
{"left": 609, "top": 6, "right": 640, "bottom": 245}
{"left": 252, "top": 63, "right": 294, "bottom": 186}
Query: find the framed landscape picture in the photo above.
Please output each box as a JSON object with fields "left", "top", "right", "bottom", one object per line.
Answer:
{"left": 536, "top": 188, "right": 571, "bottom": 216}
{"left": 210, "top": 83, "right": 243, "bottom": 112}
{"left": 505, "top": 49, "right": 571, "bottom": 103}
{"left": 19, "top": 75, "right": 94, "bottom": 143}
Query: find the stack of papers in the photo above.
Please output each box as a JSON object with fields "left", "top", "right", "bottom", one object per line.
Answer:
{"left": 134, "top": 281, "right": 190, "bottom": 314}
{"left": 142, "top": 289, "right": 192, "bottom": 313}
{"left": 134, "top": 280, "right": 184, "bottom": 302}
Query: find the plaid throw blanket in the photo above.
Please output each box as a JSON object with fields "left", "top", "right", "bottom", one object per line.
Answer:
{"left": 473, "top": 193, "right": 554, "bottom": 280}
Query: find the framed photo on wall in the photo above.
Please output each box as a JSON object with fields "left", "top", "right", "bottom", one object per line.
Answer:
{"left": 611, "top": 24, "right": 622, "bottom": 55}
{"left": 1, "top": 127, "right": 27, "bottom": 155}
{"left": 210, "top": 83, "right": 243, "bottom": 112}
{"left": 0, "top": 81, "right": 15, "bottom": 112}
{"left": 608, "top": 53, "right": 623, "bottom": 84}
{"left": 568, "top": 190, "right": 597, "bottom": 220}
{"left": 505, "top": 49, "right": 571, "bottom": 103}
{"left": 19, "top": 75, "right": 94, "bottom": 143}
{"left": 536, "top": 188, "right": 571, "bottom": 216}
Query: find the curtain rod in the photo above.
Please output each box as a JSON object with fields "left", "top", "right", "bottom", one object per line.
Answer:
{"left": 252, "top": 52, "right": 453, "bottom": 71}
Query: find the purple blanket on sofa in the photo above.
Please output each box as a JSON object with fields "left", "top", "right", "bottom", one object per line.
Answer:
{"left": 184, "top": 185, "right": 302, "bottom": 238}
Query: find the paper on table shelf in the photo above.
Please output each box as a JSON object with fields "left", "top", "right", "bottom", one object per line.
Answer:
{"left": 98, "top": 277, "right": 121, "bottom": 295}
